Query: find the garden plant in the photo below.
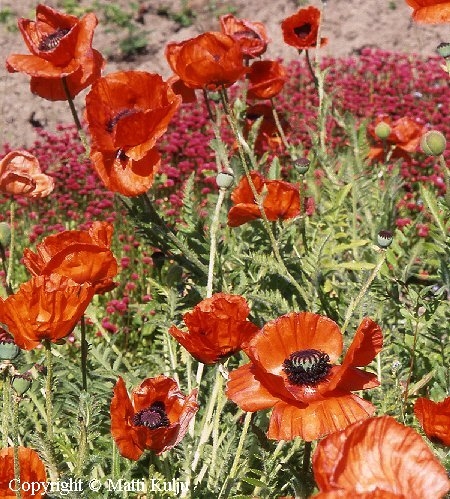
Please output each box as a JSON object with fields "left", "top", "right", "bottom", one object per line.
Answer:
{"left": 0, "top": 1, "right": 449, "bottom": 498}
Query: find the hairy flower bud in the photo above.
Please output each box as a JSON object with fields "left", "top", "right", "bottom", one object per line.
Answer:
{"left": 374, "top": 121, "right": 391, "bottom": 140}
{"left": 216, "top": 170, "right": 235, "bottom": 189}
{"left": 420, "top": 130, "right": 446, "bottom": 156}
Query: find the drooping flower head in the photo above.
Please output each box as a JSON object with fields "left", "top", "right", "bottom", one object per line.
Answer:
{"left": 281, "top": 7, "right": 328, "bottom": 51}
{"left": 23, "top": 221, "right": 118, "bottom": 294}
{"left": 247, "top": 60, "right": 287, "bottom": 100}
{"left": 110, "top": 376, "right": 199, "bottom": 460}
{"left": 228, "top": 171, "right": 300, "bottom": 227}
{"left": 6, "top": 4, "right": 104, "bottom": 100}
{"left": 169, "top": 293, "right": 259, "bottom": 364}
{"left": 85, "top": 71, "right": 181, "bottom": 196}
{"left": 219, "top": 14, "right": 270, "bottom": 59}
{"left": 405, "top": 0, "right": 450, "bottom": 23}
{"left": 0, "top": 447, "right": 47, "bottom": 499}
{"left": 0, "top": 150, "right": 54, "bottom": 198}
{"left": 312, "top": 416, "right": 450, "bottom": 498}
{"left": 165, "top": 32, "right": 247, "bottom": 90}
{"left": 414, "top": 396, "right": 450, "bottom": 446}
{"left": 226, "top": 312, "right": 383, "bottom": 441}
{"left": 0, "top": 273, "right": 95, "bottom": 350}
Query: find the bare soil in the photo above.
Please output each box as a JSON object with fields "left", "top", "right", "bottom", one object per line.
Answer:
{"left": 0, "top": 0, "right": 448, "bottom": 148}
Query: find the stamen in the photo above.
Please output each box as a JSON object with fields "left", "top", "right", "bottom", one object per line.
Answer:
{"left": 106, "top": 109, "right": 138, "bottom": 133}
{"left": 294, "top": 24, "right": 312, "bottom": 39}
{"left": 283, "top": 348, "right": 331, "bottom": 386}
{"left": 132, "top": 401, "right": 170, "bottom": 429}
{"left": 38, "top": 28, "right": 70, "bottom": 51}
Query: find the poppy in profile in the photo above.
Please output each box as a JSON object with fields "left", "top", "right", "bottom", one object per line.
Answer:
{"left": 247, "top": 60, "right": 287, "bottom": 100}
{"left": 414, "top": 396, "right": 450, "bottom": 446}
{"left": 23, "top": 221, "right": 118, "bottom": 294}
{"left": 6, "top": 4, "right": 104, "bottom": 100}
{"left": 281, "top": 7, "right": 327, "bottom": 50}
{"left": 85, "top": 71, "right": 181, "bottom": 196}
{"left": 219, "top": 14, "right": 270, "bottom": 59}
{"left": 0, "top": 274, "right": 94, "bottom": 350}
{"left": 226, "top": 312, "right": 383, "bottom": 441}
{"left": 0, "top": 150, "right": 54, "bottom": 198}
{"left": 368, "top": 115, "right": 426, "bottom": 161}
{"left": 405, "top": 0, "right": 450, "bottom": 23}
{"left": 312, "top": 416, "right": 450, "bottom": 498}
{"left": 227, "top": 171, "right": 300, "bottom": 227}
{"left": 165, "top": 32, "right": 247, "bottom": 90}
{"left": 0, "top": 447, "right": 47, "bottom": 499}
{"left": 169, "top": 293, "right": 259, "bottom": 364}
{"left": 110, "top": 376, "right": 199, "bottom": 460}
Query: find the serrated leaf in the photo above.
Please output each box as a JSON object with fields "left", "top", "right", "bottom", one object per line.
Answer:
{"left": 420, "top": 185, "right": 447, "bottom": 236}
{"left": 331, "top": 239, "right": 370, "bottom": 254}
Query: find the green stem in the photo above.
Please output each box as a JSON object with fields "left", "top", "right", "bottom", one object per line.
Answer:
{"left": 341, "top": 251, "right": 387, "bottom": 335}
{"left": 44, "top": 340, "right": 59, "bottom": 481}
{"left": 402, "top": 318, "right": 421, "bottom": 415}
{"left": 80, "top": 315, "right": 88, "bottom": 391}
{"left": 438, "top": 154, "right": 450, "bottom": 208}
{"left": 62, "top": 76, "right": 83, "bottom": 131}
{"left": 305, "top": 50, "right": 319, "bottom": 89}
{"left": 270, "top": 98, "right": 292, "bottom": 155}
{"left": 2, "top": 369, "right": 11, "bottom": 446}
{"left": 300, "top": 441, "right": 312, "bottom": 498}
{"left": 207, "top": 189, "right": 226, "bottom": 298}
{"left": 12, "top": 397, "right": 22, "bottom": 499}
{"left": 6, "top": 199, "right": 15, "bottom": 292}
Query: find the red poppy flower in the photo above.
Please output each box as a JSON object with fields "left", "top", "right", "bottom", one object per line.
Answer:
{"left": 165, "top": 32, "right": 247, "bottom": 90}
{"left": 110, "top": 376, "right": 199, "bottom": 460}
{"left": 247, "top": 60, "right": 287, "bottom": 100}
{"left": 85, "top": 71, "right": 181, "bottom": 196}
{"left": 368, "top": 115, "right": 426, "bottom": 161}
{"left": 406, "top": 0, "right": 450, "bottom": 23}
{"left": 281, "top": 7, "right": 328, "bottom": 50}
{"left": 167, "top": 75, "right": 197, "bottom": 104}
{"left": 6, "top": 4, "right": 104, "bottom": 101}
{"left": 228, "top": 171, "right": 300, "bottom": 227}
{"left": 219, "top": 14, "right": 270, "bottom": 59}
{"left": 169, "top": 293, "right": 259, "bottom": 364}
{"left": 0, "top": 273, "right": 95, "bottom": 350}
{"left": 0, "top": 447, "right": 47, "bottom": 499}
{"left": 22, "top": 221, "right": 118, "bottom": 294}
{"left": 0, "top": 150, "right": 54, "bottom": 198}
{"left": 312, "top": 416, "right": 450, "bottom": 498}
{"left": 226, "top": 312, "right": 383, "bottom": 441}
{"left": 414, "top": 396, "right": 450, "bottom": 446}
{"left": 243, "top": 104, "right": 290, "bottom": 152}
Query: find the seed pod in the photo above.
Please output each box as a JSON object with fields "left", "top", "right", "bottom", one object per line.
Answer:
{"left": 420, "top": 130, "right": 446, "bottom": 156}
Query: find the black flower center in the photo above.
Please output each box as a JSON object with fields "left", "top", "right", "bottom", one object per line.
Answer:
{"left": 106, "top": 109, "right": 139, "bottom": 133}
{"left": 294, "top": 23, "right": 312, "bottom": 39}
{"left": 132, "top": 401, "right": 170, "bottom": 429}
{"left": 233, "top": 29, "right": 261, "bottom": 41}
{"left": 38, "top": 28, "right": 70, "bottom": 51}
{"left": 283, "top": 349, "right": 331, "bottom": 385}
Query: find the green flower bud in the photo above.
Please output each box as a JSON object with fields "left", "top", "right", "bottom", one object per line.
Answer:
{"left": 216, "top": 171, "right": 234, "bottom": 189}
{"left": 0, "top": 341, "right": 20, "bottom": 361}
{"left": 377, "top": 230, "right": 393, "bottom": 248}
{"left": 0, "top": 222, "right": 11, "bottom": 248}
{"left": 437, "top": 42, "right": 450, "bottom": 59}
{"left": 374, "top": 122, "right": 391, "bottom": 140}
{"left": 12, "top": 374, "right": 32, "bottom": 396}
{"left": 420, "top": 130, "right": 447, "bottom": 156}
{"left": 294, "top": 158, "right": 310, "bottom": 174}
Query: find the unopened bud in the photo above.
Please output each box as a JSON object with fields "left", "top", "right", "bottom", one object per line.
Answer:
{"left": 377, "top": 230, "right": 393, "bottom": 248}
{"left": 374, "top": 121, "right": 391, "bottom": 140}
{"left": 12, "top": 373, "right": 32, "bottom": 396}
{"left": 0, "top": 341, "right": 20, "bottom": 361}
{"left": 421, "top": 130, "right": 446, "bottom": 156}
{"left": 216, "top": 170, "right": 234, "bottom": 189}
{"left": 437, "top": 42, "right": 450, "bottom": 59}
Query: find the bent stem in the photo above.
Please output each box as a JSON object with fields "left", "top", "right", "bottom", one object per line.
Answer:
{"left": 44, "top": 340, "right": 59, "bottom": 481}
{"left": 341, "top": 250, "right": 387, "bottom": 335}
{"left": 61, "top": 76, "right": 89, "bottom": 153}
{"left": 207, "top": 188, "right": 226, "bottom": 298}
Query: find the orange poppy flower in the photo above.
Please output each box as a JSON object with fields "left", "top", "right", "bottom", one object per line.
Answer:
{"left": 0, "top": 150, "right": 54, "bottom": 198}
{"left": 22, "top": 221, "right": 118, "bottom": 294}
{"left": 247, "top": 60, "right": 287, "bottom": 100}
{"left": 6, "top": 4, "right": 104, "bottom": 101}
{"left": 85, "top": 71, "right": 181, "bottom": 196}
{"left": 165, "top": 32, "right": 247, "bottom": 90}
{"left": 110, "top": 376, "right": 199, "bottom": 460}
{"left": 0, "top": 447, "right": 47, "bottom": 499}
{"left": 219, "top": 14, "right": 270, "bottom": 59}
{"left": 312, "top": 416, "right": 450, "bottom": 498}
{"left": 368, "top": 115, "right": 426, "bottom": 161}
{"left": 405, "top": 0, "right": 450, "bottom": 23}
{"left": 0, "top": 273, "right": 95, "bottom": 350}
{"left": 281, "top": 7, "right": 328, "bottom": 50}
{"left": 228, "top": 171, "right": 300, "bottom": 227}
{"left": 414, "top": 396, "right": 450, "bottom": 446}
{"left": 169, "top": 293, "right": 259, "bottom": 364}
{"left": 226, "top": 312, "right": 383, "bottom": 441}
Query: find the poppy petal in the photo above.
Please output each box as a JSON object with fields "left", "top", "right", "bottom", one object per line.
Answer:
{"left": 414, "top": 397, "right": 450, "bottom": 446}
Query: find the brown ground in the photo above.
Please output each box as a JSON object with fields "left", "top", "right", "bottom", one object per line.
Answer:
{"left": 0, "top": 0, "right": 448, "bottom": 148}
